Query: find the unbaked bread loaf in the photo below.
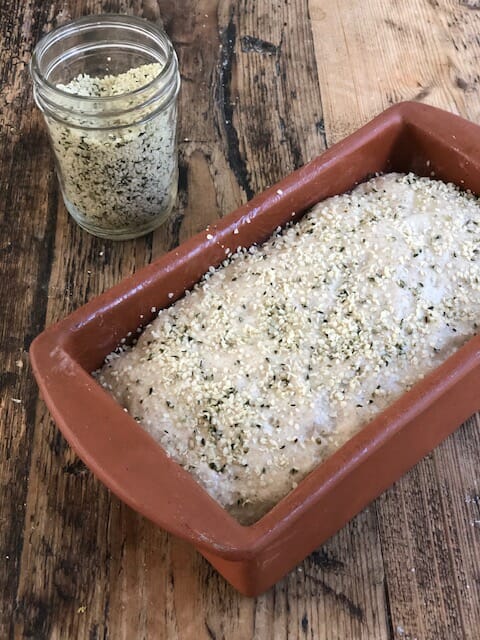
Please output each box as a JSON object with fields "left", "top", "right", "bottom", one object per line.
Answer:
{"left": 96, "top": 173, "right": 480, "bottom": 524}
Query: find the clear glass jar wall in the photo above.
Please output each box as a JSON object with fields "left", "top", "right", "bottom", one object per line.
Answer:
{"left": 30, "top": 15, "right": 181, "bottom": 240}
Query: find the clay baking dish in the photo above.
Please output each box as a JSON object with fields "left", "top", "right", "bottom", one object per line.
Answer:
{"left": 30, "top": 102, "right": 480, "bottom": 596}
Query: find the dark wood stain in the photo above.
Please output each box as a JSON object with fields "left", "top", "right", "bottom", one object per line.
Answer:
{"left": 301, "top": 612, "right": 308, "bottom": 632}
{"left": 414, "top": 86, "right": 431, "bottom": 100}
{"left": 459, "top": 0, "right": 480, "bottom": 9}
{"left": 241, "top": 34, "right": 278, "bottom": 55}
{"left": 309, "top": 549, "right": 345, "bottom": 573}
{"left": 216, "top": 11, "right": 254, "bottom": 201}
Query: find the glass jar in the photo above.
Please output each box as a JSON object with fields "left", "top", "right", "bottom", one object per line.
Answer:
{"left": 30, "top": 15, "right": 180, "bottom": 240}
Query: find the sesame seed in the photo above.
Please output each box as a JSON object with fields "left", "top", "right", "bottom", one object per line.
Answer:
{"left": 52, "top": 63, "right": 176, "bottom": 234}
{"left": 96, "top": 173, "right": 480, "bottom": 525}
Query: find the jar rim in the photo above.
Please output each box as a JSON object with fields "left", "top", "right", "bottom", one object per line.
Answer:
{"left": 30, "top": 14, "right": 175, "bottom": 104}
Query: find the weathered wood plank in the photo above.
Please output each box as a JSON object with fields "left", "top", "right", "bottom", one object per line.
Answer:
{"left": 310, "top": 1, "right": 480, "bottom": 638}
{"left": 310, "top": 0, "right": 466, "bottom": 143}
{"left": 375, "top": 416, "right": 480, "bottom": 640}
{"left": 0, "top": 2, "right": 64, "bottom": 637}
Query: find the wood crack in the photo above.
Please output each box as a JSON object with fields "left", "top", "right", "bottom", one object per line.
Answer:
{"left": 216, "top": 9, "right": 254, "bottom": 201}
{"left": 382, "top": 574, "right": 396, "bottom": 640}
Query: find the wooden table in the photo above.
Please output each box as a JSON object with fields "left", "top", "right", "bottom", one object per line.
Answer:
{"left": 1, "top": 1, "right": 479, "bottom": 638}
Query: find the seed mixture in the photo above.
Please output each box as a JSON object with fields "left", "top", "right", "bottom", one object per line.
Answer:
{"left": 51, "top": 63, "right": 177, "bottom": 234}
{"left": 96, "top": 173, "right": 480, "bottom": 524}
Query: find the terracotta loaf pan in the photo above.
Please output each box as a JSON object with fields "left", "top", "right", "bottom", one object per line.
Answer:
{"left": 30, "top": 102, "right": 480, "bottom": 596}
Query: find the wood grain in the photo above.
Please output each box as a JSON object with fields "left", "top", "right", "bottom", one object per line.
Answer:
{"left": 311, "top": 2, "right": 480, "bottom": 638}
{"left": 1, "top": 0, "right": 479, "bottom": 638}
{"left": 0, "top": 2, "right": 60, "bottom": 636}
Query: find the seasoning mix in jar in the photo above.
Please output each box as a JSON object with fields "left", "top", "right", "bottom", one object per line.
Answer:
{"left": 30, "top": 15, "right": 181, "bottom": 240}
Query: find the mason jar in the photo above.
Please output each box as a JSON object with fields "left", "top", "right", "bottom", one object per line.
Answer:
{"left": 30, "top": 15, "right": 180, "bottom": 240}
